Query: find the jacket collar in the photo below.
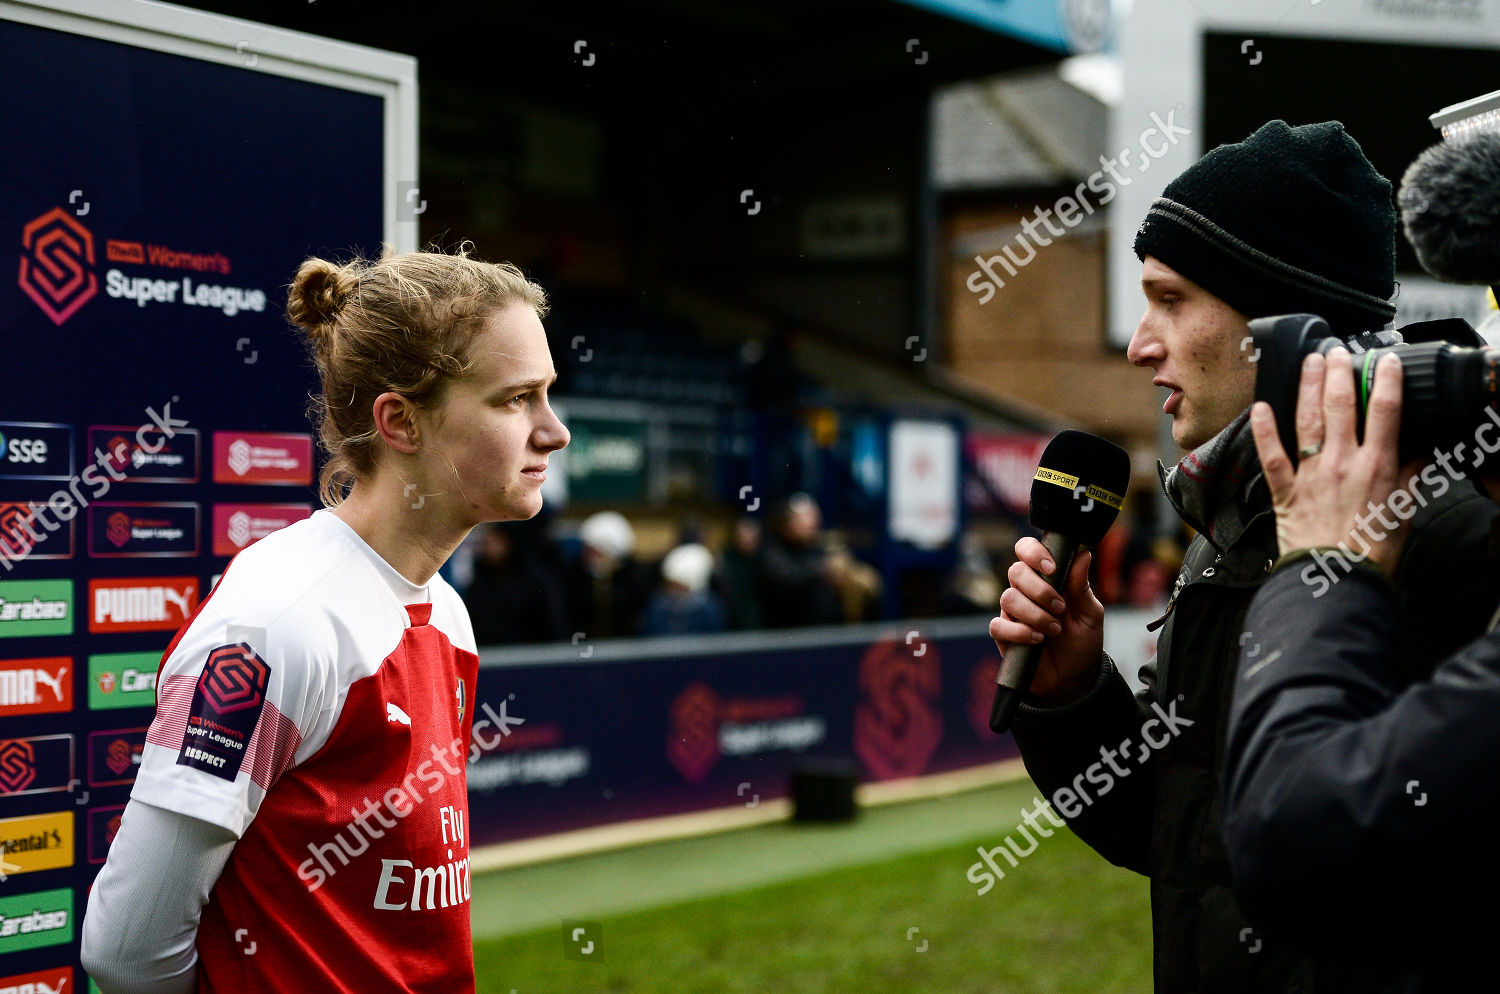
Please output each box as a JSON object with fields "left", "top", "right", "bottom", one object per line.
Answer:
{"left": 1159, "top": 409, "right": 1270, "bottom": 556}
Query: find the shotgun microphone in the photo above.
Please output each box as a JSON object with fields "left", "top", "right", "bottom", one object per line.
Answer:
{"left": 990, "top": 429, "right": 1130, "bottom": 734}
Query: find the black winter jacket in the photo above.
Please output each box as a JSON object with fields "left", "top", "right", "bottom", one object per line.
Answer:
{"left": 1010, "top": 471, "right": 1500, "bottom": 993}
{"left": 1223, "top": 542, "right": 1500, "bottom": 991}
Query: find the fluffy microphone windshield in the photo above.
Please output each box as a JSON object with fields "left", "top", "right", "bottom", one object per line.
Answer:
{"left": 1398, "top": 131, "right": 1500, "bottom": 286}
{"left": 1029, "top": 430, "right": 1131, "bottom": 545}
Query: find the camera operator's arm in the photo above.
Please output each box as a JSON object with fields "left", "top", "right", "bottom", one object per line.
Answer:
{"left": 990, "top": 544, "right": 1155, "bottom": 875}
{"left": 1222, "top": 349, "right": 1500, "bottom": 948}
{"left": 1224, "top": 558, "right": 1500, "bottom": 948}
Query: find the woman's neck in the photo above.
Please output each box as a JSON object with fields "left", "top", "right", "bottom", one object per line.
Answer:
{"left": 330, "top": 477, "right": 472, "bottom": 587}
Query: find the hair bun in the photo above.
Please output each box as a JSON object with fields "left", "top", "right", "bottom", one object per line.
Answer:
{"left": 287, "top": 258, "right": 354, "bottom": 336}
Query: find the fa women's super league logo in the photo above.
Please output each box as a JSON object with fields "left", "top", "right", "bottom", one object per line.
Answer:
{"left": 19, "top": 207, "right": 99, "bottom": 326}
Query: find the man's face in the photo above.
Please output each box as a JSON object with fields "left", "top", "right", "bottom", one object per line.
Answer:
{"left": 1127, "top": 256, "right": 1258, "bottom": 450}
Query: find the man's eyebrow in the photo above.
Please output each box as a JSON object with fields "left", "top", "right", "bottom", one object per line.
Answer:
{"left": 1141, "top": 276, "right": 1182, "bottom": 292}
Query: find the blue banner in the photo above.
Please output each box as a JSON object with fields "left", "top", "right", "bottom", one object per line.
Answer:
{"left": 892, "top": 0, "right": 1114, "bottom": 54}
{"left": 466, "top": 621, "right": 1016, "bottom": 847}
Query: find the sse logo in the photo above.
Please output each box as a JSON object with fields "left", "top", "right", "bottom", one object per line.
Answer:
{"left": 0, "top": 423, "right": 74, "bottom": 481}
{"left": 18, "top": 208, "right": 98, "bottom": 326}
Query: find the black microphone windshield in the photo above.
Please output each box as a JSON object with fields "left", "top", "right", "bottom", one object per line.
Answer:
{"left": 1399, "top": 132, "right": 1500, "bottom": 286}
{"left": 1029, "top": 430, "right": 1130, "bottom": 545}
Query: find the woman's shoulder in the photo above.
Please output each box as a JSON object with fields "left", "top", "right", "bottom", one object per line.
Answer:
{"left": 206, "top": 512, "right": 385, "bottom": 629}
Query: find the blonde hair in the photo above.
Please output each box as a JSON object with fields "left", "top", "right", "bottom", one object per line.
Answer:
{"left": 286, "top": 243, "right": 548, "bottom": 507}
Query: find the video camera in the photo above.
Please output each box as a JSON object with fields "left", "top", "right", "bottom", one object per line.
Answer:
{"left": 1250, "top": 313, "right": 1499, "bottom": 465}
{"left": 1253, "top": 87, "right": 1500, "bottom": 466}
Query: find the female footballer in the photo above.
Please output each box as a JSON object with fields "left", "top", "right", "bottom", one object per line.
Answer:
{"left": 81, "top": 247, "right": 569, "bottom": 992}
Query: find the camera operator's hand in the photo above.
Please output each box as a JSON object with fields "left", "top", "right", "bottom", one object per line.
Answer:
{"left": 989, "top": 538, "right": 1105, "bottom": 706}
{"left": 1249, "top": 347, "right": 1419, "bottom": 577}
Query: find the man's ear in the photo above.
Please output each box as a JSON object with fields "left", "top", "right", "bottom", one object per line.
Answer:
{"left": 371, "top": 391, "right": 420, "bottom": 454}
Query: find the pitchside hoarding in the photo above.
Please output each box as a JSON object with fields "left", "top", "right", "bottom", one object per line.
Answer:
{"left": 463, "top": 620, "right": 1017, "bottom": 847}
{"left": 0, "top": 0, "right": 414, "bottom": 983}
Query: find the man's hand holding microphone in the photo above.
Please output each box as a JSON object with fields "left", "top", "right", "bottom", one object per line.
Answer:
{"left": 985, "top": 430, "right": 1130, "bottom": 729}
{"left": 989, "top": 540, "right": 1105, "bottom": 707}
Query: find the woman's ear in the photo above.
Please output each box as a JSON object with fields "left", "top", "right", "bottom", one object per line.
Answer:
{"left": 371, "top": 391, "right": 420, "bottom": 454}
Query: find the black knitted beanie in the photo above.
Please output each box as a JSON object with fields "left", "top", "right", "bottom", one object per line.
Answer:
{"left": 1133, "top": 120, "right": 1397, "bottom": 335}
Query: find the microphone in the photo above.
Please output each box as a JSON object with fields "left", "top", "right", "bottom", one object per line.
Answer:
{"left": 990, "top": 429, "right": 1130, "bottom": 734}
{"left": 1398, "top": 130, "right": 1500, "bottom": 290}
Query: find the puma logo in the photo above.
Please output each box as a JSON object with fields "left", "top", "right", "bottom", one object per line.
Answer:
{"left": 33, "top": 665, "right": 68, "bottom": 701}
{"left": 162, "top": 586, "right": 191, "bottom": 617}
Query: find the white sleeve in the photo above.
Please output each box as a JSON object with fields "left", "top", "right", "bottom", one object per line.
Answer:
{"left": 81, "top": 799, "right": 238, "bottom": 994}
{"left": 130, "top": 600, "right": 337, "bottom": 837}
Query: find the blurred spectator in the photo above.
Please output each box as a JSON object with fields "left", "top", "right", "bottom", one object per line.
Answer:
{"left": 462, "top": 523, "right": 568, "bottom": 646}
{"left": 564, "top": 511, "right": 652, "bottom": 638}
{"left": 824, "top": 533, "right": 882, "bottom": 623}
{"left": 760, "top": 494, "right": 844, "bottom": 628}
{"left": 642, "top": 543, "right": 728, "bottom": 635}
{"left": 1122, "top": 498, "right": 1178, "bottom": 608}
{"left": 715, "top": 516, "right": 765, "bottom": 630}
{"left": 1089, "top": 493, "right": 1178, "bottom": 608}
{"left": 939, "top": 532, "right": 1002, "bottom": 615}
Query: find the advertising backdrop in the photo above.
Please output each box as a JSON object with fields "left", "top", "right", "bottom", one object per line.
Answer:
{"left": 0, "top": 1, "right": 413, "bottom": 985}
{"left": 464, "top": 623, "right": 1017, "bottom": 847}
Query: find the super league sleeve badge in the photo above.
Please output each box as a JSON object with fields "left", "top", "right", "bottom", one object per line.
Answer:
{"left": 176, "top": 642, "right": 270, "bottom": 782}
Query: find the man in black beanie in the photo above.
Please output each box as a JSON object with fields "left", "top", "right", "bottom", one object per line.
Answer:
{"left": 989, "top": 120, "right": 1500, "bottom": 992}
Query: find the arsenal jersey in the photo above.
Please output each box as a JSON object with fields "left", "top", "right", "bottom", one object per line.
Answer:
{"left": 131, "top": 509, "right": 480, "bottom": 993}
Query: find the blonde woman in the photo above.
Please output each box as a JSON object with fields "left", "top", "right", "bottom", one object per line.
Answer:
{"left": 82, "top": 247, "right": 569, "bottom": 993}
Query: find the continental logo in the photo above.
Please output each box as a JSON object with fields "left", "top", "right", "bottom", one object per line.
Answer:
{"left": 18, "top": 209, "right": 98, "bottom": 326}
{"left": 0, "top": 811, "right": 72, "bottom": 877}
{"left": 18, "top": 207, "right": 258, "bottom": 326}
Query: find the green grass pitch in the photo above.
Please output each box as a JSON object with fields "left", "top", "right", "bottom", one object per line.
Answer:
{"left": 473, "top": 780, "right": 1151, "bottom": 993}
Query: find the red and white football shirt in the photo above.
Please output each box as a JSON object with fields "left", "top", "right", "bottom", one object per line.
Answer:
{"left": 132, "top": 509, "right": 480, "bottom": 993}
